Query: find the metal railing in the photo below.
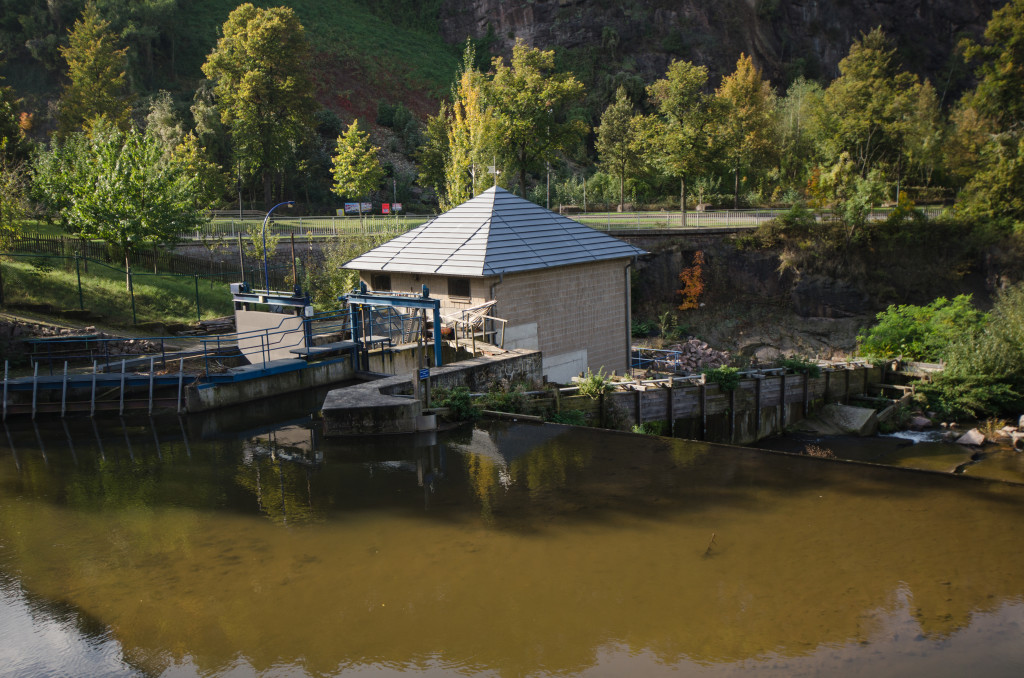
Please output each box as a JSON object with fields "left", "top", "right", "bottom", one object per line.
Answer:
{"left": 578, "top": 206, "right": 947, "bottom": 231}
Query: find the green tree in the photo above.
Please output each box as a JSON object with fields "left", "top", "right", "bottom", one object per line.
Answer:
{"left": 201, "top": 3, "right": 316, "bottom": 209}
{"left": 0, "top": 158, "right": 28, "bottom": 250}
{"left": 595, "top": 86, "right": 647, "bottom": 211}
{"left": 820, "top": 28, "right": 939, "bottom": 201}
{"left": 171, "top": 131, "right": 228, "bottom": 210}
{"left": 416, "top": 106, "right": 450, "bottom": 206}
{"left": 715, "top": 54, "right": 777, "bottom": 208}
{"left": 776, "top": 77, "right": 825, "bottom": 194}
{"left": 647, "top": 59, "right": 721, "bottom": 226}
{"left": 488, "top": 39, "right": 587, "bottom": 196}
{"left": 331, "top": 119, "right": 384, "bottom": 225}
{"left": 954, "top": 0, "right": 1024, "bottom": 231}
{"left": 444, "top": 44, "right": 500, "bottom": 209}
{"left": 32, "top": 120, "right": 205, "bottom": 287}
{"left": 0, "top": 85, "right": 30, "bottom": 164}
{"left": 57, "top": 2, "right": 132, "bottom": 137}
{"left": 145, "top": 90, "right": 184, "bottom": 155}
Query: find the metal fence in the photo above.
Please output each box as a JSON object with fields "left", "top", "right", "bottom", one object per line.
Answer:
{"left": 185, "top": 213, "right": 429, "bottom": 239}
{"left": 577, "top": 206, "right": 948, "bottom": 231}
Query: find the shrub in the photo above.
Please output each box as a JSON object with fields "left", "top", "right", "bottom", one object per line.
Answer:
{"left": 481, "top": 382, "right": 528, "bottom": 413}
{"left": 433, "top": 386, "right": 480, "bottom": 421}
{"left": 777, "top": 356, "right": 821, "bottom": 377}
{"left": 631, "top": 318, "right": 654, "bottom": 337}
{"left": 856, "top": 295, "right": 987, "bottom": 362}
{"left": 631, "top": 421, "right": 667, "bottom": 436}
{"left": 702, "top": 366, "right": 740, "bottom": 390}
{"left": 577, "top": 367, "right": 615, "bottom": 399}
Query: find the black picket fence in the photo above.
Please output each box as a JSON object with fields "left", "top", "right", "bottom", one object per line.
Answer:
{"left": 2, "top": 233, "right": 310, "bottom": 291}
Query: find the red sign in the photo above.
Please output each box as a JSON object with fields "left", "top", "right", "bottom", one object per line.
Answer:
{"left": 381, "top": 203, "right": 390, "bottom": 214}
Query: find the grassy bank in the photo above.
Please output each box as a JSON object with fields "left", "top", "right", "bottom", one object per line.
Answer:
{"left": 0, "top": 257, "right": 233, "bottom": 327}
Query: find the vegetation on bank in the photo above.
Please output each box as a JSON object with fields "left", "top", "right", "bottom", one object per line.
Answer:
{"left": 857, "top": 283, "right": 1024, "bottom": 419}
{"left": 0, "top": 256, "right": 233, "bottom": 326}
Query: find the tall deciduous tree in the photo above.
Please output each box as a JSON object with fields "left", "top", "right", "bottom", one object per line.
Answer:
{"left": 647, "top": 60, "right": 721, "bottom": 226}
{"left": 595, "top": 86, "right": 646, "bottom": 211}
{"left": 57, "top": 2, "right": 132, "bottom": 137}
{"left": 488, "top": 39, "right": 587, "bottom": 196}
{"left": 33, "top": 119, "right": 205, "bottom": 287}
{"left": 331, "top": 119, "right": 384, "bottom": 226}
{"left": 444, "top": 43, "right": 499, "bottom": 210}
{"left": 201, "top": 3, "right": 316, "bottom": 209}
{"left": 716, "top": 54, "right": 777, "bottom": 208}
{"left": 820, "top": 28, "right": 939, "bottom": 200}
{"left": 0, "top": 158, "right": 28, "bottom": 250}
{"left": 954, "top": 0, "right": 1024, "bottom": 231}
{"left": 416, "top": 106, "right": 450, "bottom": 206}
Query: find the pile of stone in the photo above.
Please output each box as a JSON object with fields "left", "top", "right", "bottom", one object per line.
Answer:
{"left": 952, "top": 416, "right": 1024, "bottom": 451}
{"left": 654, "top": 339, "right": 731, "bottom": 374}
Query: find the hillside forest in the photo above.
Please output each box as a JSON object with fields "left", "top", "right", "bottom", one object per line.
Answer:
{"left": 0, "top": 0, "right": 1020, "bottom": 232}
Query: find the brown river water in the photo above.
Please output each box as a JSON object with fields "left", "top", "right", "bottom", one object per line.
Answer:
{"left": 1, "top": 411, "right": 1023, "bottom": 677}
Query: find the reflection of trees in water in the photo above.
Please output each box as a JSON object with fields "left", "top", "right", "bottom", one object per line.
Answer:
{"left": 510, "top": 439, "right": 590, "bottom": 498}
{"left": 235, "top": 436, "right": 322, "bottom": 526}
{"left": 466, "top": 453, "right": 499, "bottom": 524}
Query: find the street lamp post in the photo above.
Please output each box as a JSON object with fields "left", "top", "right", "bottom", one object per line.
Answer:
{"left": 262, "top": 201, "right": 294, "bottom": 292}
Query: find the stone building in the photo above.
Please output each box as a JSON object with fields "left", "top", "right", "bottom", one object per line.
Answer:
{"left": 343, "top": 186, "right": 646, "bottom": 383}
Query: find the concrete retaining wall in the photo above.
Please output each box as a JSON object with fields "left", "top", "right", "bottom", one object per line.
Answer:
{"left": 322, "top": 349, "right": 542, "bottom": 436}
{"left": 187, "top": 357, "right": 355, "bottom": 412}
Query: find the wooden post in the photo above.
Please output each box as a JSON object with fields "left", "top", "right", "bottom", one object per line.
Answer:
{"left": 779, "top": 372, "right": 787, "bottom": 431}
{"left": 177, "top": 358, "right": 185, "bottom": 414}
{"left": 31, "top": 362, "right": 38, "bottom": 420}
{"left": 666, "top": 379, "right": 675, "bottom": 437}
{"left": 119, "top": 359, "right": 126, "bottom": 415}
{"left": 700, "top": 383, "right": 707, "bottom": 440}
{"left": 754, "top": 377, "right": 762, "bottom": 438}
{"left": 90, "top": 361, "right": 97, "bottom": 417}
{"left": 729, "top": 386, "right": 736, "bottom": 444}
{"left": 61, "top": 361, "right": 68, "bottom": 417}
{"left": 803, "top": 372, "right": 810, "bottom": 417}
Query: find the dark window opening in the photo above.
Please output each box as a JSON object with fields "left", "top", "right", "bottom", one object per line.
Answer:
{"left": 371, "top": 274, "right": 391, "bottom": 291}
{"left": 448, "top": 277, "right": 471, "bottom": 299}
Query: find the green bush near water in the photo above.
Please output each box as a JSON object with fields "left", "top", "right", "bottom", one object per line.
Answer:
{"left": 917, "top": 284, "right": 1024, "bottom": 419}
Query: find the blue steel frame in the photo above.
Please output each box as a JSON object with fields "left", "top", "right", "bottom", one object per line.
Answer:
{"left": 342, "top": 286, "right": 443, "bottom": 367}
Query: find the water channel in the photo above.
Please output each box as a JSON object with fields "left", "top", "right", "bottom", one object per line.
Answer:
{"left": 2, "top": 399, "right": 1024, "bottom": 677}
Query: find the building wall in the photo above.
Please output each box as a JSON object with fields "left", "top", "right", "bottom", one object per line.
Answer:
{"left": 360, "top": 272, "right": 491, "bottom": 315}
{"left": 359, "top": 259, "right": 632, "bottom": 384}
{"left": 491, "top": 259, "right": 631, "bottom": 383}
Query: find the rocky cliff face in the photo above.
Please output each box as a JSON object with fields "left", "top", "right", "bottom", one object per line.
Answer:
{"left": 440, "top": 0, "right": 1004, "bottom": 93}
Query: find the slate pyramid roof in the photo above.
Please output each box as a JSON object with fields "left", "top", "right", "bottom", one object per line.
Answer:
{"left": 343, "top": 186, "right": 647, "bottom": 277}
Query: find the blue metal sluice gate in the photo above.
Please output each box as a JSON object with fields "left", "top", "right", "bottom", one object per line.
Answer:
{"left": 3, "top": 283, "right": 446, "bottom": 419}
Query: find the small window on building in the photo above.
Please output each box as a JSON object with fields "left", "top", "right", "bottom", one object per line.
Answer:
{"left": 448, "top": 277, "right": 471, "bottom": 299}
{"left": 371, "top": 274, "right": 391, "bottom": 291}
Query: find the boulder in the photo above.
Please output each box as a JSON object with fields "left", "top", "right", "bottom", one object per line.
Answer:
{"left": 908, "top": 415, "right": 933, "bottom": 431}
{"left": 956, "top": 428, "right": 986, "bottom": 447}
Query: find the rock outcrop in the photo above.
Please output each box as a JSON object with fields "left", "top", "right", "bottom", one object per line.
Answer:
{"left": 440, "top": 0, "right": 1000, "bottom": 91}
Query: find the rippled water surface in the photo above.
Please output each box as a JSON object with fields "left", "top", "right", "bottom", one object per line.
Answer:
{"left": 2, "top": 413, "right": 1024, "bottom": 677}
